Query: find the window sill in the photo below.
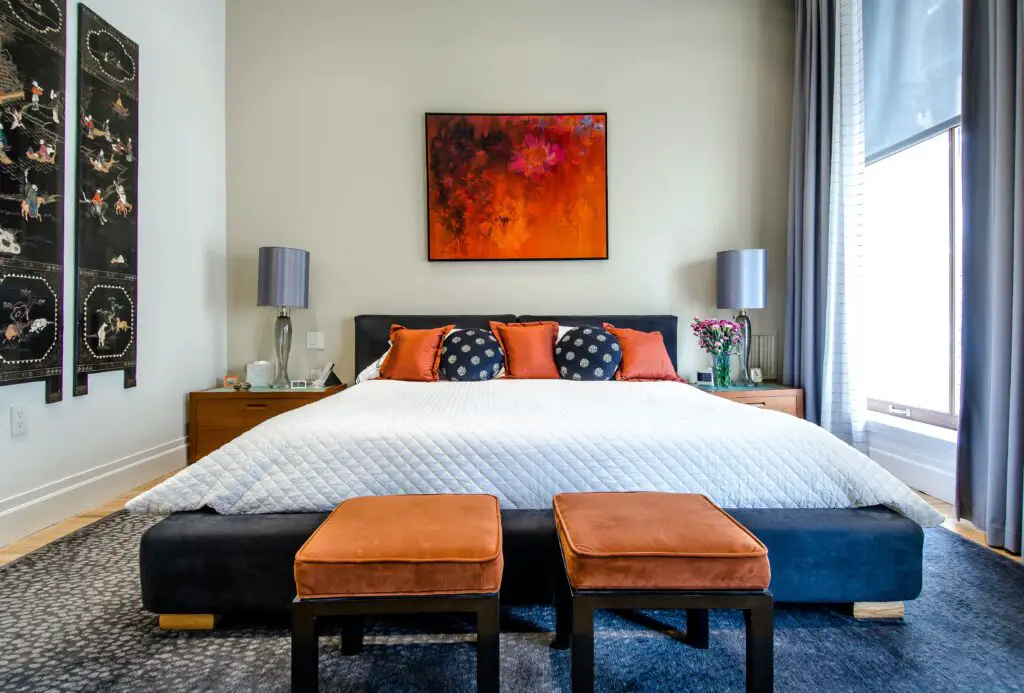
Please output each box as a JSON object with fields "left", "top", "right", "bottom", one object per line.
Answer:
{"left": 866, "top": 411, "right": 956, "bottom": 503}
{"left": 866, "top": 411, "right": 958, "bottom": 443}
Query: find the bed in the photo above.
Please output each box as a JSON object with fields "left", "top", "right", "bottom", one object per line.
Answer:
{"left": 135, "top": 314, "right": 941, "bottom": 619}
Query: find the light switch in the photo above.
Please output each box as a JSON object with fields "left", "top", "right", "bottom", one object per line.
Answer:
{"left": 306, "top": 331, "right": 325, "bottom": 350}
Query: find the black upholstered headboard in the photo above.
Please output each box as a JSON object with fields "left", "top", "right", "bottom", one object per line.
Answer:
{"left": 353, "top": 314, "right": 679, "bottom": 375}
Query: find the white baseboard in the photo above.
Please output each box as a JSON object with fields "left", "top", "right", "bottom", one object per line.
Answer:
{"left": 0, "top": 439, "right": 186, "bottom": 548}
{"left": 870, "top": 449, "right": 955, "bottom": 503}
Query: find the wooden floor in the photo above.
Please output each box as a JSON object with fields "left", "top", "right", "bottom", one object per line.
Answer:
{"left": 1, "top": 477, "right": 1019, "bottom": 568}
{"left": 0, "top": 473, "right": 174, "bottom": 568}
{"left": 918, "top": 492, "right": 1022, "bottom": 564}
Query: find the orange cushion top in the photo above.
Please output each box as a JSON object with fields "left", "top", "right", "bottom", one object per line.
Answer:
{"left": 554, "top": 492, "right": 770, "bottom": 591}
{"left": 295, "top": 494, "right": 503, "bottom": 599}
{"left": 489, "top": 321, "right": 560, "bottom": 379}
{"left": 603, "top": 323, "right": 683, "bottom": 382}
{"left": 378, "top": 324, "right": 454, "bottom": 381}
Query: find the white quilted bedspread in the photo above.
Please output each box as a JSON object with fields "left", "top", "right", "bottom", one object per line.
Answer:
{"left": 127, "top": 380, "right": 943, "bottom": 526}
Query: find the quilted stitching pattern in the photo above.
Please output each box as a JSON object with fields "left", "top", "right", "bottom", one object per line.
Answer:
{"left": 126, "top": 381, "right": 944, "bottom": 527}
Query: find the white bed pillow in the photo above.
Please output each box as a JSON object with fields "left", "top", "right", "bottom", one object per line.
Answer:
{"left": 355, "top": 347, "right": 389, "bottom": 384}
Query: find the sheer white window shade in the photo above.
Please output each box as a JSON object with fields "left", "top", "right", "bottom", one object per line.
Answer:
{"left": 863, "top": 127, "right": 962, "bottom": 429}
{"left": 863, "top": 0, "right": 963, "bottom": 162}
{"left": 864, "top": 132, "right": 951, "bottom": 413}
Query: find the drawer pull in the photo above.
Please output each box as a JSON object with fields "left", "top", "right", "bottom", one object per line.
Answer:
{"left": 748, "top": 402, "right": 767, "bottom": 408}
{"left": 245, "top": 403, "right": 268, "bottom": 409}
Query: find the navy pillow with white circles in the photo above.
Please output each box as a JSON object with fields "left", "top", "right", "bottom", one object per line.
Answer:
{"left": 440, "top": 329, "right": 505, "bottom": 381}
{"left": 555, "top": 326, "right": 621, "bottom": 381}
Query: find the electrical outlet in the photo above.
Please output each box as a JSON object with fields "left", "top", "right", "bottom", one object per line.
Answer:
{"left": 306, "top": 331, "right": 325, "bottom": 350}
{"left": 10, "top": 404, "right": 26, "bottom": 437}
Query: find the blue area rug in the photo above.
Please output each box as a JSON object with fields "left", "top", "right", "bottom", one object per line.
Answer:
{"left": 0, "top": 512, "right": 1021, "bottom": 692}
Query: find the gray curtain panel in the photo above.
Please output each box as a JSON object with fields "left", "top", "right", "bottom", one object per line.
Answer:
{"left": 957, "top": 0, "right": 1024, "bottom": 553}
{"left": 784, "top": 0, "right": 835, "bottom": 427}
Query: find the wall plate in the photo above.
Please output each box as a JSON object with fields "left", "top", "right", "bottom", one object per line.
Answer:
{"left": 10, "top": 404, "right": 27, "bottom": 437}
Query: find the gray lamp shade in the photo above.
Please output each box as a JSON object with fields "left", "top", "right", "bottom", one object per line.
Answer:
{"left": 257, "top": 247, "right": 310, "bottom": 308}
{"left": 716, "top": 249, "right": 767, "bottom": 310}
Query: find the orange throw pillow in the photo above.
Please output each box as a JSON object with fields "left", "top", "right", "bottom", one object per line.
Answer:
{"left": 378, "top": 324, "right": 454, "bottom": 382}
{"left": 489, "top": 321, "right": 560, "bottom": 379}
{"left": 603, "top": 323, "right": 684, "bottom": 382}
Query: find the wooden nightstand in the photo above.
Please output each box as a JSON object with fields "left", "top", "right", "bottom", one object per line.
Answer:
{"left": 187, "top": 385, "right": 346, "bottom": 463}
{"left": 697, "top": 383, "right": 804, "bottom": 418}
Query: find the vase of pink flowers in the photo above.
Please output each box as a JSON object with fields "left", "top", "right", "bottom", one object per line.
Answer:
{"left": 691, "top": 317, "right": 744, "bottom": 389}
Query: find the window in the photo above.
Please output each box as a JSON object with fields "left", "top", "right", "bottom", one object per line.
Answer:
{"left": 863, "top": 127, "right": 962, "bottom": 429}
{"left": 862, "top": 0, "right": 963, "bottom": 430}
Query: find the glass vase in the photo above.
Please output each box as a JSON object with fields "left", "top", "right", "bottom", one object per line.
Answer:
{"left": 711, "top": 351, "right": 732, "bottom": 390}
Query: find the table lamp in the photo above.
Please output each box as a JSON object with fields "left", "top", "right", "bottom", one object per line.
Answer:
{"left": 716, "top": 248, "right": 767, "bottom": 385}
{"left": 257, "top": 246, "right": 310, "bottom": 388}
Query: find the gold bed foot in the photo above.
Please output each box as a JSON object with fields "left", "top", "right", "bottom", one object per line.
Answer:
{"left": 852, "top": 602, "right": 905, "bottom": 620}
{"left": 158, "top": 614, "right": 220, "bottom": 630}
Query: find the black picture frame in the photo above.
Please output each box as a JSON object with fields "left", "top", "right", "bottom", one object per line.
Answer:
{"left": 0, "top": 0, "right": 67, "bottom": 403}
{"left": 424, "top": 112, "right": 609, "bottom": 262}
{"left": 73, "top": 4, "right": 138, "bottom": 396}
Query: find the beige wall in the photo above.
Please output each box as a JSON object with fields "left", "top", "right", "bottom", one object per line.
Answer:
{"left": 225, "top": 0, "right": 794, "bottom": 382}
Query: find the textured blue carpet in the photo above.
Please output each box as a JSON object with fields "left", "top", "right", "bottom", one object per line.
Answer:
{"left": 0, "top": 513, "right": 1022, "bottom": 692}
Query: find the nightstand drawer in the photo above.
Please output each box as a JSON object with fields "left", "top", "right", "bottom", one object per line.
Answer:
{"left": 727, "top": 393, "right": 799, "bottom": 417}
{"left": 699, "top": 385, "right": 805, "bottom": 419}
{"left": 187, "top": 385, "right": 345, "bottom": 463}
{"left": 194, "top": 397, "right": 314, "bottom": 428}
{"left": 194, "top": 427, "right": 249, "bottom": 460}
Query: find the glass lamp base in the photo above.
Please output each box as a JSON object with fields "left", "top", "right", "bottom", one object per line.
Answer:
{"left": 273, "top": 310, "right": 292, "bottom": 388}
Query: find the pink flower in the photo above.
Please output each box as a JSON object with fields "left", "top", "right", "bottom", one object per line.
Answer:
{"left": 691, "top": 315, "right": 743, "bottom": 356}
{"left": 508, "top": 135, "right": 566, "bottom": 179}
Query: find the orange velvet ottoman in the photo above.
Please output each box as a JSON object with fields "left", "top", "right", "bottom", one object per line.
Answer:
{"left": 552, "top": 492, "right": 774, "bottom": 693}
{"left": 291, "top": 494, "right": 502, "bottom": 693}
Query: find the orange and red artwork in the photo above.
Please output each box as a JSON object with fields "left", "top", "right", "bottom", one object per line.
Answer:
{"left": 426, "top": 113, "right": 608, "bottom": 261}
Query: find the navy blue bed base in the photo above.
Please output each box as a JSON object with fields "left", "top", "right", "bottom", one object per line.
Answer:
{"left": 140, "top": 506, "right": 922, "bottom": 615}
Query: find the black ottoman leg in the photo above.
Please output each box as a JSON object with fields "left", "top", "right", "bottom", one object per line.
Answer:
{"left": 552, "top": 568, "right": 572, "bottom": 650}
{"left": 685, "top": 609, "right": 710, "bottom": 649}
{"left": 341, "top": 616, "right": 364, "bottom": 655}
{"left": 292, "top": 600, "right": 319, "bottom": 693}
{"left": 570, "top": 597, "right": 594, "bottom": 693}
{"left": 744, "top": 597, "right": 774, "bottom": 693}
{"left": 477, "top": 598, "right": 501, "bottom": 693}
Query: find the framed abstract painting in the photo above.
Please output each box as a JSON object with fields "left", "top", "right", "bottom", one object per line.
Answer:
{"left": 425, "top": 113, "right": 608, "bottom": 261}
